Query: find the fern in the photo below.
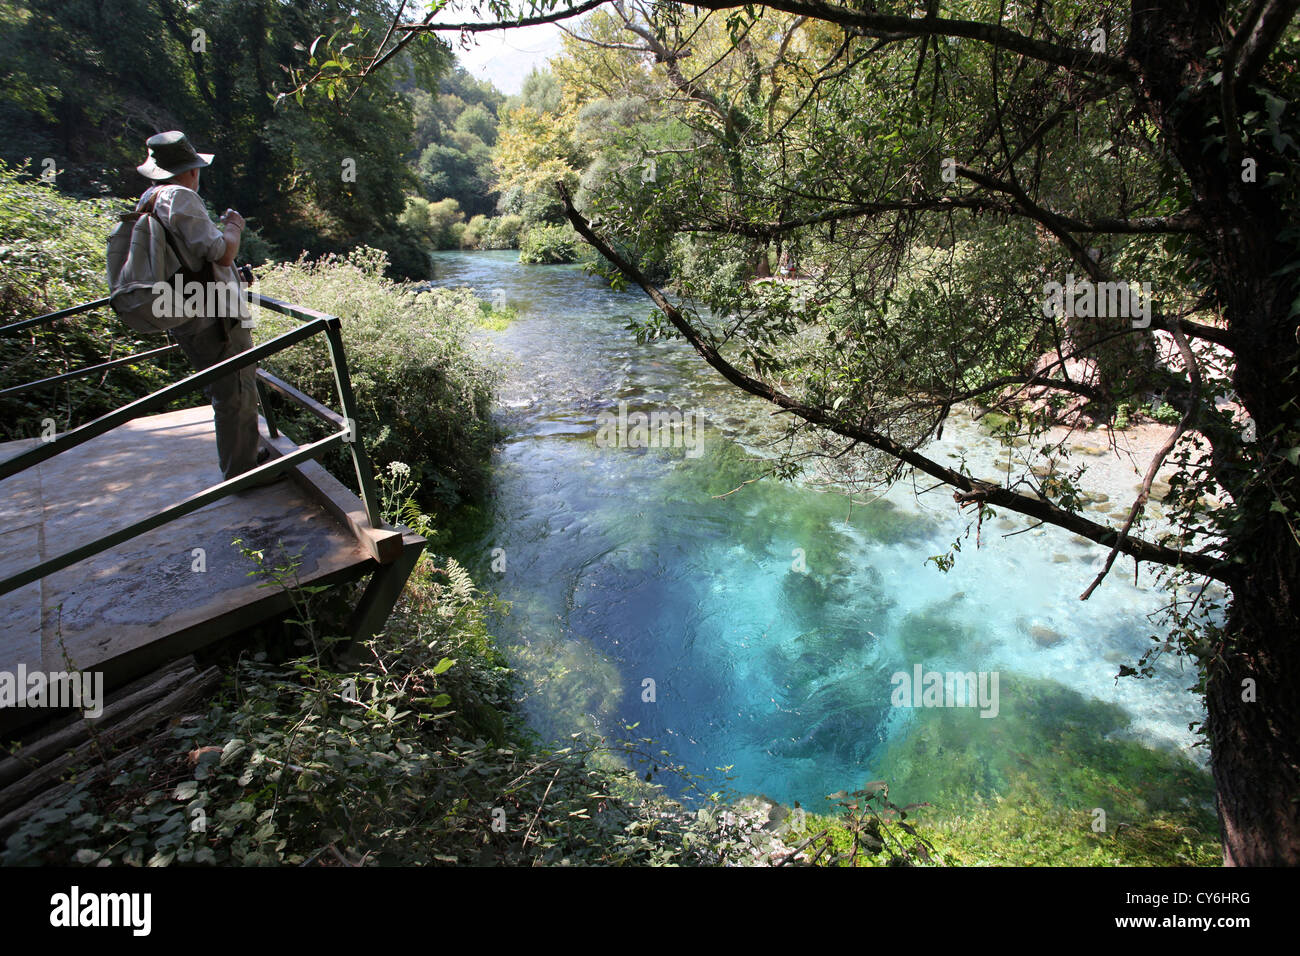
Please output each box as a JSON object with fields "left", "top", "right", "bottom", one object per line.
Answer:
{"left": 442, "top": 557, "right": 475, "bottom": 604}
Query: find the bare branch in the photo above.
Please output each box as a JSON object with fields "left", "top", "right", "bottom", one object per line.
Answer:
{"left": 688, "top": 198, "right": 1203, "bottom": 239}
{"left": 687, "top": 0, "right": 1137, "bottom": 79}
{"left": 396, "top": 0, "right": 612, "bottom": 36}
{"left": 1081, "top": 324, "right": 1203, "bottom": 599}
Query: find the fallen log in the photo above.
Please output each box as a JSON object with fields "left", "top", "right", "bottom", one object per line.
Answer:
{"left": 0, "top": 665, "right": 223, "bottom": 832}
{"left": 0, "top": 657, "right": 198, "bottom": 789}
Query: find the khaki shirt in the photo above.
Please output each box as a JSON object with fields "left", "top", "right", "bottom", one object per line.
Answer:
{"left": 138, "top": 184, "right": 239, "bottom": 333}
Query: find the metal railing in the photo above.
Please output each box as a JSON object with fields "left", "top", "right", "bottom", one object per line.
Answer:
{"left": 0, "top": 292, "right": 382, "bottom": 597}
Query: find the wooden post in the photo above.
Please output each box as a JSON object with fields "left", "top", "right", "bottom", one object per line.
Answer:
{"left": 347, "top": 531, "right": 425, "bottom": 641}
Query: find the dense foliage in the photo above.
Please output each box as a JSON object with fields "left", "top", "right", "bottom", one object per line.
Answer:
{"left": 0, "top": 0, "right": 457, "bottom": 277}
{"left": 253, "top": 247, "right": 500, "bottom": 509}
{"left": 518, "top": 223, "right": 582, "bottom": 264}
{"left": 407, "top": 66, "right": 504, "bottom": 221}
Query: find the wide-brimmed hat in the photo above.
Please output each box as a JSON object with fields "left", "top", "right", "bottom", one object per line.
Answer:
{"left": 136, "top": 131, "right": 214, "bottom": 180}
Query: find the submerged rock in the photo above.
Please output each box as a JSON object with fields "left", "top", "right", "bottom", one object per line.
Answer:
{"left": 1030, "top": 624, "right": 1067, "bottom": 647}
{"left": 1142, "top": 479, "right": 1172, "bottom": 501}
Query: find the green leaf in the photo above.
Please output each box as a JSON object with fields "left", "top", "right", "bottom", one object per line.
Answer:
{"left": 1264, "top": 92, "right": 1287, "bottom": 123}
{"left": 220, "top": 738, "right": 248, "bottom": 767}
{"left": 174, "top": 781, "right": 198, "bottom": 801}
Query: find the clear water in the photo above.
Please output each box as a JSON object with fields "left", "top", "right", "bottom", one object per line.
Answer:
{"left": 430, "top": 250, "right": 1210, "bottom": 813}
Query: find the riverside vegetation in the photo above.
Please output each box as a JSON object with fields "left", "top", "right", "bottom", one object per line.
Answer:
{"left": 0, "top": 163, "right": 1220, "bottom": 865}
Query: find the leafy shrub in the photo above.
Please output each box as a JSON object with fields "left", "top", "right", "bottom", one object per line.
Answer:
{"left": 401, "top": 196, "right": 471, "bottom": 258}
{"left": 518, "top": 223, "right": 582, "bottom": 264}
{"left": 1151, "top": 399, "right": 1182, "bottom": 425}
{"left": 460, "top": 214, "right": 490, "bottom": 249}
{"left": 456, "top": 214, "right": 526, "bottom": 251}
{"left": 253, "top": 247, "right": 497, "bottom": 509}
{"left": 484, "top": 214, "right": 524, "bottom": 250}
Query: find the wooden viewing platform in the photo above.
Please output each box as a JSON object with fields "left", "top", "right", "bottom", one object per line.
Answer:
{"left": 0, "top": 295, "right": 424, "bottom": 740}
{"left": 0, "top": 405, "right": 422, "bottom": 736}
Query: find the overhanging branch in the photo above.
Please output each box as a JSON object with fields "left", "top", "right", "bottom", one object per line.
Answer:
{"left": 686, "top": 0, "right": 1137, "bottom": 79}
{"left": 558, "top": 181, "right": 1235, "bottom": 585}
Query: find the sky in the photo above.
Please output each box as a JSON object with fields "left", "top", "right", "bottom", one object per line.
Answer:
{"left": 450, "top": 22, "right": 567, "bottom": 94}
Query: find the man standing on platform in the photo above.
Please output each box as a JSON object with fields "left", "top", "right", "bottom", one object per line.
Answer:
{"left": 132, "top": 130, "right": 271, "bottom": 484}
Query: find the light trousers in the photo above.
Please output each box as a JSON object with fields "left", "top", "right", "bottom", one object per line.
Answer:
{"left": 171, "top": 317, "right": 260, "bottom": 481}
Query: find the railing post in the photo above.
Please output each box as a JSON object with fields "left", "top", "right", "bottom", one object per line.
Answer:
{"left": 322, "top": 317, "right": 383, "bottom": 529}
{"left": 256, "top": 377, "right": 279, "bottom": 439}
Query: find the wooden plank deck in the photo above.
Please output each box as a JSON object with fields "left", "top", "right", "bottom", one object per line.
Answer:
{"left": 0, "top": 404, "right": 402, "bottom": 732}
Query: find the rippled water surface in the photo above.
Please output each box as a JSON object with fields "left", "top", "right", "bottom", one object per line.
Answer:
{"left": 430, "top": 250, "right": 1212, "bottom": 814}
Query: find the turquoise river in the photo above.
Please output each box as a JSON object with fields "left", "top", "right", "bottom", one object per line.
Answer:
{"left": 430, "top": 249, "right": 1216, "bottom": 825}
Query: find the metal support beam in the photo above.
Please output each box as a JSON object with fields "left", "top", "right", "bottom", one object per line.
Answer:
{"left": 0, "top": 298, "right": 110, "bottom": 335}
{"left": 0, "top": 344, "right": 181, "bottom": 398}
{"left": 256, "top": 369, "right": 346, "bottom": 430}
{"left": 255, "top": 376, "right": 279, "bottom": 439}
{"left": 346, "top": 531, "right": 426, "bottom": 641}
{"left": 322, "top": 318, "right": 382, "bottom": 529}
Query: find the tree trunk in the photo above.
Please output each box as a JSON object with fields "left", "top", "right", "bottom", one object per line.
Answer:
{"left": 1208, "top": 526, "right": 1300, "bottom": 864}
{"left": 1130, "top": 0, "right": 1300, "bottom": 863}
